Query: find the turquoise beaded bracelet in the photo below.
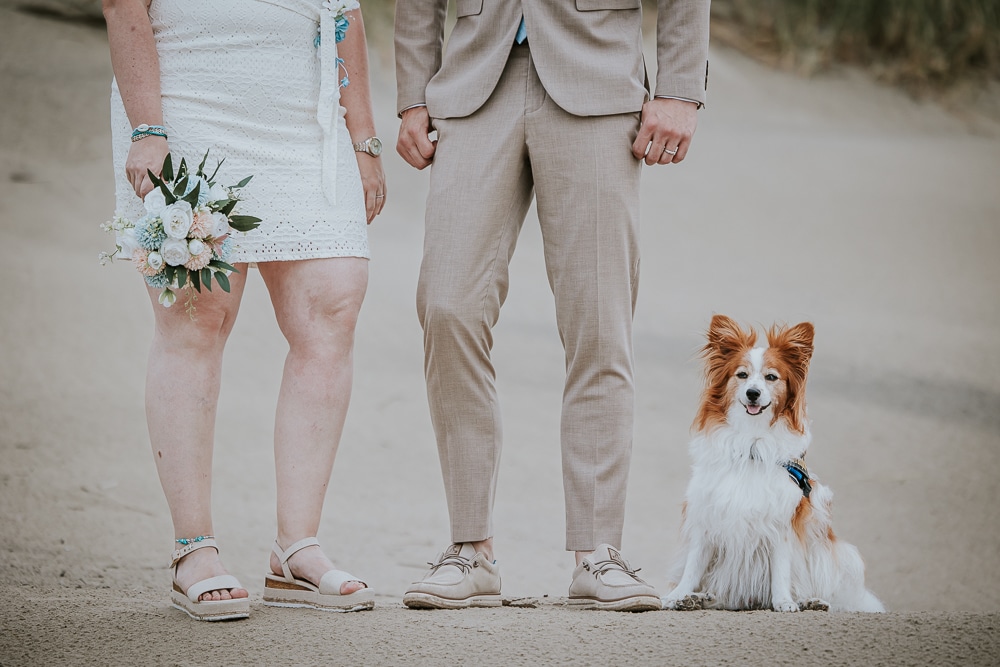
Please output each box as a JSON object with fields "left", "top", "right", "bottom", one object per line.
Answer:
{"left": 131, "top": 123, "right": 168, "bottom": 143}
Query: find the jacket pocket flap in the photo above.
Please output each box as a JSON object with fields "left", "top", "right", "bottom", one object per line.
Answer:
{"left": 576, "top": 0, "right": 642, "bottom": 9}
{"left": 576, "top": 0, "right": 642, "bottom": 12}
{"left": 456, "top": 0, "right": 484, "bottom": 17}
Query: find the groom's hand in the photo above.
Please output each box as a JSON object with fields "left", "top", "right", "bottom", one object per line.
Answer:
{"left": 397, "top": 105, "right": 436, "bottom": 170}
{"left": 633, "top": 97, "right": 699, "bottom": 166}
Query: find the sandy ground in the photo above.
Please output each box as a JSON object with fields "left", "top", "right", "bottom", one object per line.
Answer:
{"left": 1, "top": 4, "right": 999, "bottom": 666}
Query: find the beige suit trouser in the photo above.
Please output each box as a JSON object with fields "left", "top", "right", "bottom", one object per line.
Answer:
{"left": 417, "top": 44, "right": 642, "bottom": 552}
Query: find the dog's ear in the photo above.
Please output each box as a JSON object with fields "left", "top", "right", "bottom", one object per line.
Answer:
{"left": 767, "top": 321, "right": 814, "bottom": 434}
{"left": 707, "top": 314, "right": 756, "bottom": 354}
{"left": 768, "top": 321, "right": 814, "bottom": 369}
{"left": 695, "top": 315, "right": 757, "bottom": 431}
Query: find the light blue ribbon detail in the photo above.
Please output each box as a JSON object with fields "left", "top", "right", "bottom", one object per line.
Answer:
{"left": 318, "top": 10, "right": 342, "bottom": 205}
{"left": 515, "top": 17, "right": 527, "bottom": 44}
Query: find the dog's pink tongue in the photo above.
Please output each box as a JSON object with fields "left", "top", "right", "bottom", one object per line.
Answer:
{"left": 747, "top": 405, "right": 762, "bottom": 415}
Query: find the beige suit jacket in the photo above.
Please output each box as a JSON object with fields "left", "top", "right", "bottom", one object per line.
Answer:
{"left": 395, "top": 0, "right": 710, "bottom": 118}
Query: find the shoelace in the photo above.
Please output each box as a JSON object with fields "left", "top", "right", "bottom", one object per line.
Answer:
{"left": 428, "top": 553, "right": 473, "bottom": 574}
{"left": 589, "top": 558, "right": 647, "bottom": 584}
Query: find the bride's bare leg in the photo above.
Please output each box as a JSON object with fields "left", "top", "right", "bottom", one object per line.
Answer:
{"left": 145, "top": 265, "right": 249, "bottom": 601}
{"left": 258, "top": 257, "right": 368, "bottom": 593}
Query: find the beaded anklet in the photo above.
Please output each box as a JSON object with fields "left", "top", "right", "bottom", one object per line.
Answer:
{"left": 175, "top": 535, "right": 214, "bottom": 546}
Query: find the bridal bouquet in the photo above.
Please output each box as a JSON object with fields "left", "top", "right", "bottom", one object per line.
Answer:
{"left": 101, "top": 151, "right": 260, "bottom": 311}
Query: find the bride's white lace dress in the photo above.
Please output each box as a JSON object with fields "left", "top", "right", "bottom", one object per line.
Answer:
{"left": 110, "top": 0, "right": 369, "bottom": 263}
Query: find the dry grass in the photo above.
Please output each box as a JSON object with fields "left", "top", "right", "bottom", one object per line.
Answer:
{"left": 708, "top": 0, "right": 1000, "bottom": 92}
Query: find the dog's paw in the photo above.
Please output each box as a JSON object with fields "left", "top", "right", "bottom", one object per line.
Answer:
{"left": 662, "top": 593, "right": 713, "bottom": 611}
{"left": 773, "top": 599, "right": 799, "bottom": 613}
{"left": 799, "top": 598, "right": 830, "bottom": 612}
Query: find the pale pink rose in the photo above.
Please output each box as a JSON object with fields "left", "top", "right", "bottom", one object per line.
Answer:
{"left": 189, "top": 209, "right": 213, "bottom": 238}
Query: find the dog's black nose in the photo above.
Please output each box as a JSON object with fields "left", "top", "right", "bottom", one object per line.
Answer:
{"left": 746, "top": 388, "right": 761, "bottom": 402}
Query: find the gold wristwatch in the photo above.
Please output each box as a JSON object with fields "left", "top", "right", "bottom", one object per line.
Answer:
{"left": 353, "top": 136, "right": 383, "bottom": 157}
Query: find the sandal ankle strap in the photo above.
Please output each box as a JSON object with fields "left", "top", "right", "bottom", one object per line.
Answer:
{"left": 171, "top": 537, "right": 219, "bottom": 568}
{"left": 272, "top": 537, "right": 320, "bottom": 580}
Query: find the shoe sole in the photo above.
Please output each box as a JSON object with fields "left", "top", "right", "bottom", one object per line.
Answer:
{"left": 262, "top": 599, "right": 374, "bottom": 612}
{"left": 170, "top": 591, "right": 250, "bottom": 621}
{"left": 567, "top": 595, "right": 662, "bottom": 612}
{"left": 402, "top": 592, "right": 503, "bottom": 610}
{"left": 262, "top": 582, "right": 375, "bottom": 612}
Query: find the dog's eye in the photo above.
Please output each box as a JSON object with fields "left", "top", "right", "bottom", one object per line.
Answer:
{"left": 765, "top": 373, "right": 778, "bottom": 382}
{"left": 736, "top": 371, "right": 748, "bottom": 379}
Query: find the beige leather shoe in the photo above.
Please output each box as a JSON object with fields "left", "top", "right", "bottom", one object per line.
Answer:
{"left": 568, "top": 544, "right": 661, "bottom": 612}
{"left": 403, "top": 543, "right": 502, "bottom": 609}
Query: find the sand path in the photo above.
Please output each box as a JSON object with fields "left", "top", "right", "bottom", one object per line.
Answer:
{"left": 1, "top": 5, "right": 998, "bottom": 665}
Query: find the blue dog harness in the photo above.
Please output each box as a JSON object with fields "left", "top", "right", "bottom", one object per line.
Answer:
{"left": 783, "top": 458, "right": 812, "bottom": 498}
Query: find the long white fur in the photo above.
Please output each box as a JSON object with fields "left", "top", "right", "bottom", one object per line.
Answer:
{"left": 662, "top": 340, "right": 884, "bottom": 613}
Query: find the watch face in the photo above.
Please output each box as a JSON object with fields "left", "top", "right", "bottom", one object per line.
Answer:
{"left": 368, "top": 137, "right": 383, "bottom": 156}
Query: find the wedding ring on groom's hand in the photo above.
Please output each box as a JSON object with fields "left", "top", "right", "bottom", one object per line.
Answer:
{"left": 663, "top": 147, "right": 678, "bottom": 156}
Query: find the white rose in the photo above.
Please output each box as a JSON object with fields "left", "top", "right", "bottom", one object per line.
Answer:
{"left": 143, "top": 188, "right": 167, "bottom": 214}
{"left": 188, "top": 238, "right": 206, "bottom": 256}
{"left": 210, "top": 212, "right": 230, "bottom": 238}
{"left": 161, "top": 201, "right": 194, "bottom": 239}
{"left": 147, "top": 251, "right": 165, "bottom": 271}
{"left": 117, "top": 227, "right": 140, "bottom": 258}
{"left": 161, "top": 238, "right": 192, "bottom": 266}
{"left": 208, "top": 182, "right": 228, "bottom": 202}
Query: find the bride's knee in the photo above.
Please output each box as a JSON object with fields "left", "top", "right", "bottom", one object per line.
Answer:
{"left": 282, "top": 293, "right": 363, "bottom": 355}
{"left": 151, "top": 298, "right": 239, "bottom": 352}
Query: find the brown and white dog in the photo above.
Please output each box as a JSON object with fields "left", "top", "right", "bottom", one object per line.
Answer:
{"left": 662, "top": 315, "right": 884, "bottom": 612}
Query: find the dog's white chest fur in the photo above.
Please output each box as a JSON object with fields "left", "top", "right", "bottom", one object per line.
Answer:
{"left": 680, "top": 428, "right": 807, "bottom": 609}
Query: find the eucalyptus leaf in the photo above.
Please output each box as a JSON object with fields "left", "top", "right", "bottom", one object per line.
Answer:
{"left": 162, "top": 153, "right": 174, "bottom": 182}
{"left": 215, "top": 271, "right": 231, "bottom": 293}
{"left": 207, "top": 157, "right": 226, "bottom": 183}
{"left": 177, "top": 270, "right": 187, "bottom": 289}
{"left": 190, "top": 267, "right": 201, "bottom": 292}
{"left": 201, "top": 268, "right": 213, "bottom": 291}
{"left": 182, "top": 181, "right": 201, "bottom": 207}
{"left": 228, "top": 215, "right": 261, "bottom": 232}
{"left": 147, "top": 170, "right": 175, "bottom": 203}
{"left": 174, "top": 175, "right": 189, "bottom": 198}
{"left": 209, "top": 260, "right": 237, "bottom": 273}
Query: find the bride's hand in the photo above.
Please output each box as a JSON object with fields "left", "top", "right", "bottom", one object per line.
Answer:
{"left": 356, "top": 154, "right": 386, "bottom": 224}
{"left": 126, "top": 136, "right": 169, "bottom": 199}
